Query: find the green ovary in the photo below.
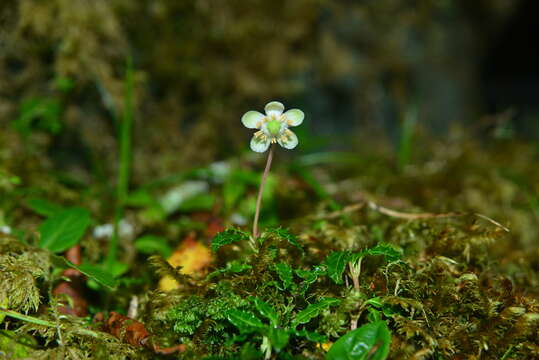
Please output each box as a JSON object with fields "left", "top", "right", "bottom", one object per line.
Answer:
{"left": 266, "top": 120, "right": 282, "bottom": 136}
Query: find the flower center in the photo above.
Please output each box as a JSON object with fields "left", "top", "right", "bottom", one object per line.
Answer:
{"left": 266, "top": 119, "right": 282, "bottom": 137}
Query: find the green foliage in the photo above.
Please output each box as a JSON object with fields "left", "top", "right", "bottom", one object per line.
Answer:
{"left": 50, "top": 255, "right": 117, "bottom": 289}
{"left": 364, "top": 244, "right": 402, "bottom": 263}
{"left": 292, "top": 298, "right": 341, "bottom": 328}
{"left": 207, "top": 260, "right": 252, "bottom": 280}
{"left": 274, "top": 262, "right": 294, "bottom": 290}
{"left": 325, "top": 244, "right": 402, "bottom": 285}
{"left": 13, "top": 98, "right": 62, "bottom": 137}
{"left": 250, "top": 297, "right": 279, "bottom": 327}
{"left": 226, "top": 310, "right": 265, "bottom": 333}
{"left": 326, "top": 321, "right": 391, "bottom": 360}
{"left": 38, "top": 207, "right": 91, "bottom": 253}
{"left": 134, "top": 235, "right": 172, "bottom": 258}
{"left": 26, "top": 198, "right": 64, "bottom": 217}
{"left": 267, "top": 327, "right": 290, "bottom": 351}
{"left": 168, "top": 284, "right": 249, "bottom": 340}
{"left": 325, "top": 251, "right": 348, "bottom": 285}
{"left": 0, "top": 253, "right": 46, "bottom": 313}
{"left": 264, "top": 227, "right": 304, "bottom": 253}
{"left": 0, "top": 330, "right": 35, "bottom": 358}
{"left": 211, "top": 229, "right": 250, "bottom": 252}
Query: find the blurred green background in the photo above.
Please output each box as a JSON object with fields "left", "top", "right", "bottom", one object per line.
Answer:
{"left": 1, "top": 0, "right": 538, "bottom": 184}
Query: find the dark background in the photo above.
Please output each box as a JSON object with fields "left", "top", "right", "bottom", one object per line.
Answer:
{"left": 0, "top": 0, "right": 537, "bottom": 182}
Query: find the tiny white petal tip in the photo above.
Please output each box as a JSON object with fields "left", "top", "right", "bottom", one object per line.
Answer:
{"left": 264, "top": 101, "right": 285, "bottom": 116}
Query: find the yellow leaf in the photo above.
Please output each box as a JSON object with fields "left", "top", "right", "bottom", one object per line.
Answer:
{"left": 158, "top": 233, "right": 212, "bottom": 291}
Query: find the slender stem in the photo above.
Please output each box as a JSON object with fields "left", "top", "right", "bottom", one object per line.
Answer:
{"left": 253, "top": 145, "right": 275, "bottom": 240}
{"left": 106, "top": 57, "right": 134, "bottom": 268}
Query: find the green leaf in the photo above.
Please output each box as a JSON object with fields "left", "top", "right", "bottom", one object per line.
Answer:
{"left": 38, "top": 207, "right": 91, "bottom": 253}
{"left": 211, "top": 229, "right": 249, "bottom": 252}
{"left": 26, "top": 198, "right": 64, "bottom": 217}
{"left": 266, "top": 228, "right": 304, "bottom": 252}
{"left": 250, "top": 297, "right": 279, "bottom": 327}
{"left": 226, "top": 310, "right": 265, "bottom": 333}
{"left": 365, "top": 297, "right": 383, "bottom": 308}
{"left": 274, "top": 262, "right": 294, "bottom": 290}
{"left": 325, "top": 251, "right": 349, "bottom": 284}
{"left": 177, "top": 193, "right": 215, "bottom": 212}
{"left": 294, "top": 329, "right": 327, "bottom": 343}
{"left": 50, "top": 255, "right": 116, "bottom": 289}
{"left": 296, "top": 266, "right": 326, "bottom": 294}
{"left": 292, "top": 298, "right": 341, "bottom": 328}
{"left": 207, "top": 260, "right": 252, "bottom": 279}
{"left": 77, "top": 264, "right": 117, "bottom": 289}
{"left": 268, "top": 327, "right": 289, "bottom": 351}
{"left": 326, "top": 321, "right": 391, "bottom": 360}
{"left": 134, "top": 235, "right": 172, "bottom": 257}
{"left": 366, "top": 244, "right": 402, "bottom": 263}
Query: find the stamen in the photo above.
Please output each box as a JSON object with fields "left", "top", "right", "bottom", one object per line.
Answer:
{"left": 256, "top": 121, "right": 262, "bottom": 129}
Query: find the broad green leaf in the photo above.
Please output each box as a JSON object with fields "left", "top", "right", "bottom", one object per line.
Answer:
{"left": 27, "top": 198, "right": 64, "bottom": 217}
{"left": 274, "top": 262, "right": 294, "bottom": 290}
{"left": 268, "top": 327, "right": 290, "bottom": 351}
{"left": 211, "top": 229, "right": 250, "bottom": 252}
{"left": 226, "top": 310, "right": 265, "bottom": 333}
{"left": 325, "top": 251, "right": 349, "bottom": 284}
{"left": 366, "top": 244, "right": 401, "bottom": 263}
{"left": 38, "top": 207, "right": 91, "bottom": 253}
{"left": 77, "top": 264, "right": 117, "bottom": 289}
{"left": 292, "top": 298, "right": 341, "bottom": 328}
{"left": 250, "top": 297, "right": 279, "bottom": 327}
{"left": 50, "top": 255, "right": 116, "bottom": 289}
{"left": 134, "top": 235, "right": 172, "bottom": 257}
{"left": 326, "top": 321, "right": 391, "bottom": 360}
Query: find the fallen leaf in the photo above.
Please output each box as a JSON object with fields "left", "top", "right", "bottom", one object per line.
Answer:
{"left": 158, "top": 232, "right": 212, "bottom": 291}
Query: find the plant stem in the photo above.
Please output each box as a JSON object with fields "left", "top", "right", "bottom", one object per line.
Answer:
{"left": 0, "top": 308, "right": 100, "bottom": 338}
{"left": 348, "top": 259, "right": 362, "bottom": 291}
{"left": 106, "top": 57, "right": 134, "bottom": 268}
{"left": 253, "top": 145, "right": 275, "bottom": 240}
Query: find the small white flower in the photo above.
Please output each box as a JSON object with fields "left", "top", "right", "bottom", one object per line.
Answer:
{"left": 241, "top": 101, "right": 304, "bottom": 153}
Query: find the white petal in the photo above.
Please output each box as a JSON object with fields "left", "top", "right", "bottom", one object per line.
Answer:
{"left": 250, "top": 135, "right": 271, "bottom": 153}
{"left": 278, "top": 130, "right": 299, "bottom": 150}
{"left": 264, "top": 101, "right": 284, "bottom": 116}
{"left": 284, "top": 109, "right": 304, "bottom": 126}
{"left": 241, "top": 111, "right": 265, "bottom": 129}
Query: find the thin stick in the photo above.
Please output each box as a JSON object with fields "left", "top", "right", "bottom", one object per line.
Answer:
{"left": 253, "top": 145, "right": 275, "bottom": 240}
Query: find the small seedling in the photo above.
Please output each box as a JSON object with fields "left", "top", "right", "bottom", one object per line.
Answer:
{"left": 241, "top": 101, "right": 304, "bottom": 240}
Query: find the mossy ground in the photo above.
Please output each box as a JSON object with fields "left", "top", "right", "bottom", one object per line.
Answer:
{"left": 1, "top": 127, "right": 538, "bottom": 359}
